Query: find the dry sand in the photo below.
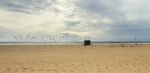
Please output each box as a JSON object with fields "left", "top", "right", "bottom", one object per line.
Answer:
{"left": 0, "top": 44, "right": 150, "bottom": 73}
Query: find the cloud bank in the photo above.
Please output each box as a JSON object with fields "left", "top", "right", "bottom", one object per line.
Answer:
{"left": 0, "top": 0, "right": 150, "bottom": 41}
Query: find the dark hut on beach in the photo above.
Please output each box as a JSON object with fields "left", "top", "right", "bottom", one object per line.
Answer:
{"left": 84, "top": 40, "right": 91, "bottom": 46}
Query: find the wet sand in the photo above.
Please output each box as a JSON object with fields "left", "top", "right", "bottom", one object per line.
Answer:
{"left": 0, "top": 45, "right": 150, "bottom": 73}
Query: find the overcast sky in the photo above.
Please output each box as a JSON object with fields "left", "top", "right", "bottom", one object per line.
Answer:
{"left": 0, "top": 0, "right": 150, "bottom": 41}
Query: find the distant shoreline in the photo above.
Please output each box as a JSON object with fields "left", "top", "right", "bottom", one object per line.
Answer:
{"left": 0, "top": 41, "right": 150, "bottom": 45}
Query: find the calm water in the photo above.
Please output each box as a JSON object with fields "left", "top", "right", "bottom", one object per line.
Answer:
{"left": 0, "top": 42, "right": 150, "bottom": 45}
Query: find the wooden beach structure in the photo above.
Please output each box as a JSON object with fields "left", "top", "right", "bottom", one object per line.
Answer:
{"left": 84, "top": 40, "right": 91, "bottom": 46}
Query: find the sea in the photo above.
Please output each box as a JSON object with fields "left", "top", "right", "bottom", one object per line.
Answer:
{"left": 0, "top": 41, "right": 150, "bottom": 45}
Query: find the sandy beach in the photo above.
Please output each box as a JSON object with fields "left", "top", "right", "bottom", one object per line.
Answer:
{"left": 0, "top": 45, "right": 150, "bottom": 73}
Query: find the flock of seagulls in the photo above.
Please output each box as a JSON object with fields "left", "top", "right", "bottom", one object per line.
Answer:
{"left": 14, "top": 33, "right": 83, "bottom": 43}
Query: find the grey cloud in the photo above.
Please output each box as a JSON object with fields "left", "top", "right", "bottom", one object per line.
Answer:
{"left": 0, "top": 0, "right": 52, "bottom": 14}
{"left": 106, "top": 22, "right": 150, "bottom": 41}
{"left": 73, "top": 0, "right": 150, "bottom": 41}
{"left": 65, "top": 20, "right": 81, "bottom": 27}
{"left": 75, "top": 0, "right": 125, "bottom": 18}
{"left": 0, "top": 26, "right": 15, "bottom": 39}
